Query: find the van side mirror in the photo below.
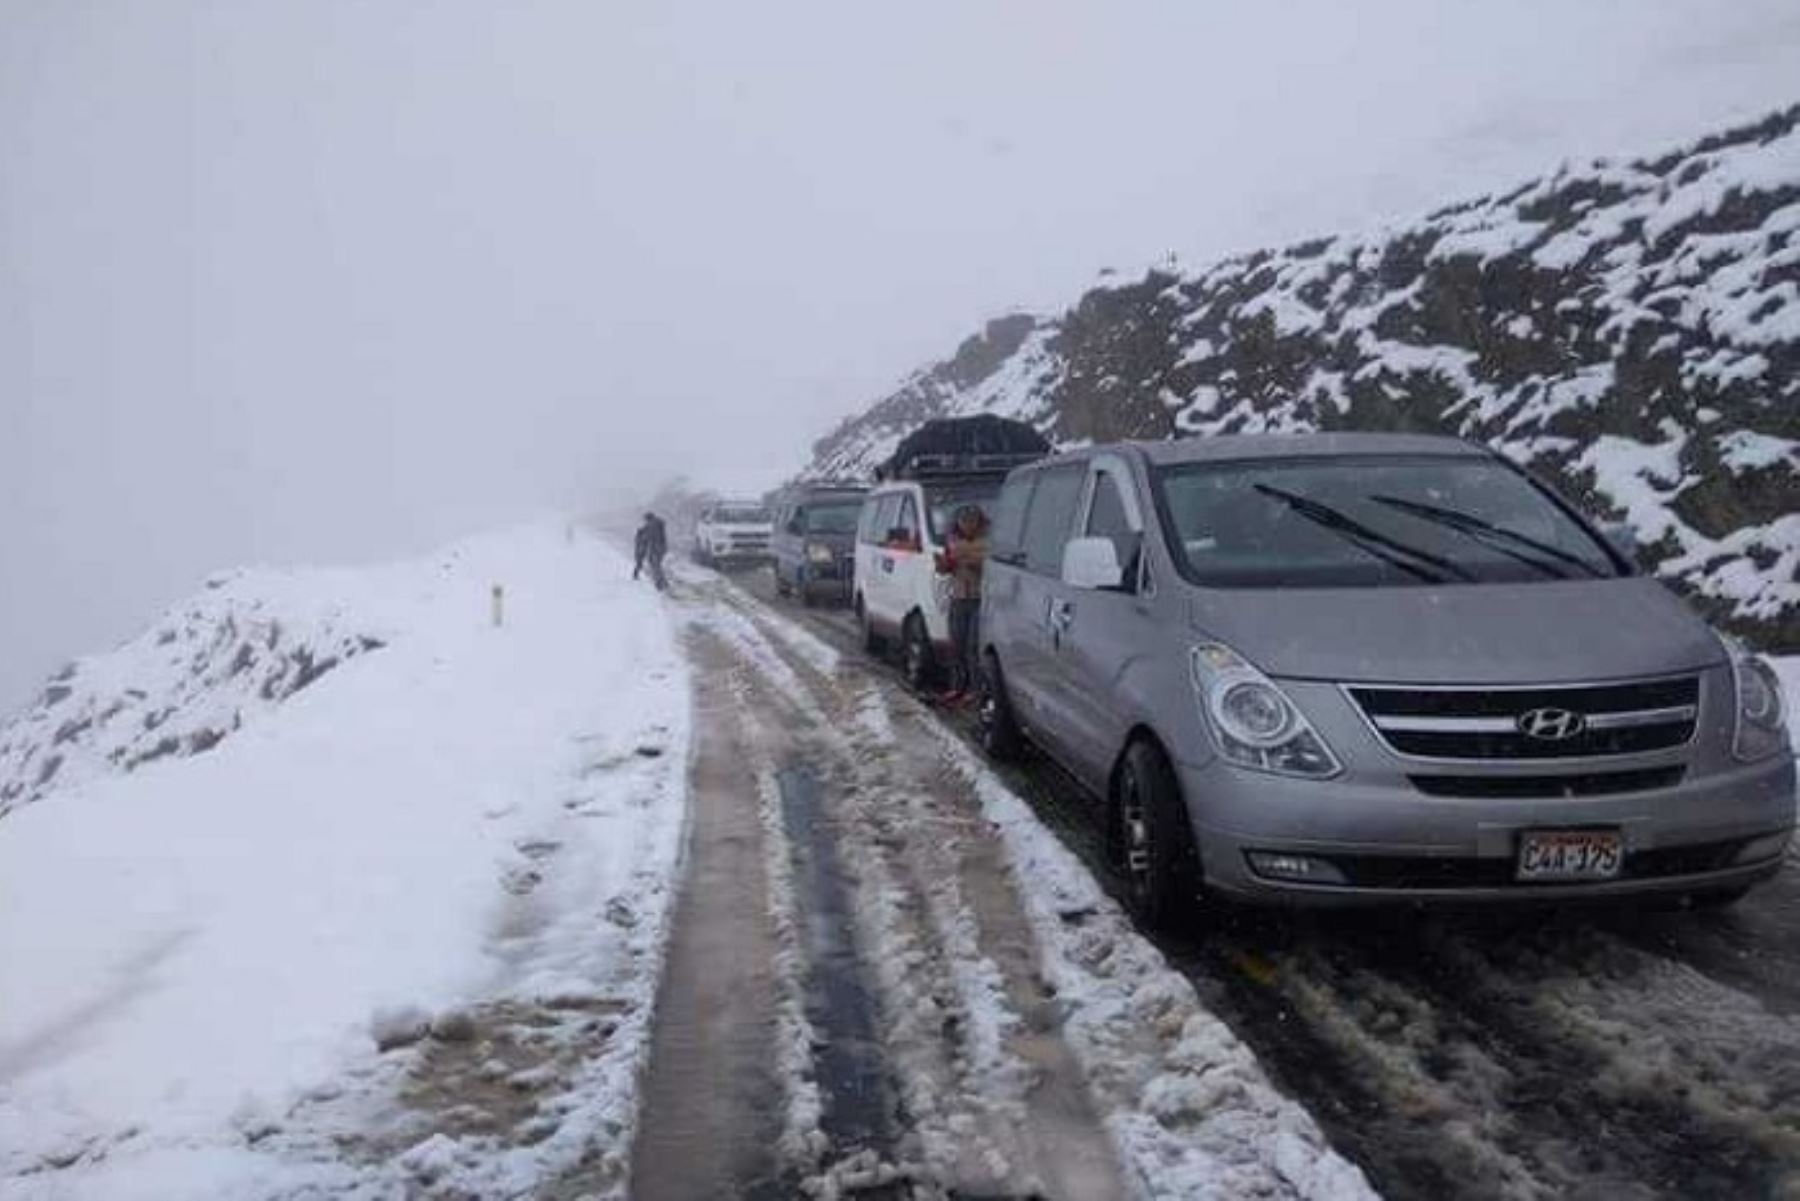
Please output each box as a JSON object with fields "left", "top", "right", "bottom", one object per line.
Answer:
{"left": 787, "top": 515, "right": 804, "bottom": 535}
{"left": 1062, "top": 537, "right": 1125, "bottom": 591}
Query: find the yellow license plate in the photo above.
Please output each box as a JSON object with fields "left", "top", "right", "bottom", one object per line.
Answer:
{"left": 1517, "top": 830, "right": 1623, "bottom": 882}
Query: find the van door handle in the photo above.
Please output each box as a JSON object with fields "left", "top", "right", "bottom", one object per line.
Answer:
{"left": 1050, "top": 599, "right": 1074, "bottom": 631}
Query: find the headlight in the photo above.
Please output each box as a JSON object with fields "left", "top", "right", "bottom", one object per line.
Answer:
{"left": 806, "top": 543, "right": 834, "bottom": 563}
{"left": 1724, "top": 637, "right": 1790, "bottom": 762}
{"left": 1191, "top": 642, "right": 1341, "bottom": 778}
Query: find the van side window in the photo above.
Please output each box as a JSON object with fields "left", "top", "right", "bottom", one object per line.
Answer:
{"left": 859, "top": 495, "right": 891, "bottom": 545}
{"left": 990, "top": 476, "right": 1034, "bottom": 563}
{"left": 1086, "top": 469, "right": 1139, "bottom": 573}
{"left": 1021, "top": 465, "right": 1085, "bottom": 576}
{"left": 891, "top": 494, "right": 921, "bottom": 549}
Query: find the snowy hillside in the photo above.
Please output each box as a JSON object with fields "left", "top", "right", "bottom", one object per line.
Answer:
{"left": 0, "top": 526, "right": 689, "bottom": 1199}
{"left": 0, "top": 568, "right": 393, "bottom": 819}
{"left": 809, "top": 104, "right": 1800, "bottom": 650}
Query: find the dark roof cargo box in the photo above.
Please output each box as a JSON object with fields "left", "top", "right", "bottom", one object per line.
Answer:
{"left": 877, "top": 415, "right": 1052, "bottom": 481}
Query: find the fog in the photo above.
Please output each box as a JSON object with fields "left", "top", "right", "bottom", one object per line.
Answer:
{"left": 3, "top": 1, "right": 1797, "bottom": 707}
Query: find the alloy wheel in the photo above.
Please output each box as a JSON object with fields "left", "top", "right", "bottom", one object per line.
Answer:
{"left": 1118, "top": 763, "right": 1153, "bottom": 898}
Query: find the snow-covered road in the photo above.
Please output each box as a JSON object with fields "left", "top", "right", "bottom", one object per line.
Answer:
{"left": 631, "top": 566, "right": 1372, "bottom": 1199}
{"left": 730, "top": 566, "right": 1800, "bottom": 1201}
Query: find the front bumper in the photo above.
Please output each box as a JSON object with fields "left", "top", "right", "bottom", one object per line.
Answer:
{"left": 708, "top": 545, "right": 770, "bottom": 564}
{"left": 798, "top": 557, "right": 854, "bottom": 585}
{"left": 1179, "top": 751, "right": 1796, "bottom": 907}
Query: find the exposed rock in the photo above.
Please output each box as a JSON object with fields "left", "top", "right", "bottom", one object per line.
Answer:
{"left": 372, "top": 1004, "right": 433, "bottom": 1052}
{"left": 808, "top": 104, "right": 1800, "bottom": 650}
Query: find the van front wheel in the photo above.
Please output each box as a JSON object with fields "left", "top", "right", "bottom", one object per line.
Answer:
{"left": 1115, "top": 740, "right": 1201, "bottom": 931}
{"left": 978, "top": 652, "right": 1024, "bottom": 761}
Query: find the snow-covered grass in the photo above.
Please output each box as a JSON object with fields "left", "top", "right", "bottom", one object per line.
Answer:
{"left": 0, "top": 524, "right": 689, "bottom": 1199}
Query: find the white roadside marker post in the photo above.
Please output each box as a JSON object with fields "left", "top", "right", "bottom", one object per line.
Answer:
{"left": 492, "top": 584, "right": 505, "bottom": 629}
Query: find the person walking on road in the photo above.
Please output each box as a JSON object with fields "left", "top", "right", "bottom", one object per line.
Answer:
{"left": 936, "top": 504, "right": 990, "bottom": 704}
{"left": 634, "top": 512, "right": 669, "bottom": 592}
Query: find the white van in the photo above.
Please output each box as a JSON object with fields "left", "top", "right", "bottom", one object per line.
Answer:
{"left": 853, "top": 475, "right": 1011, "bottom": 689}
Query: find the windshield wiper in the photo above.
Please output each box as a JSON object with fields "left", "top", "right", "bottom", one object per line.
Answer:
{"left": 1252, "top": 485, "right": 1470, "bottom": 585}
{"left": 1368, "top": 495, "right": 1604, "bottom": 580}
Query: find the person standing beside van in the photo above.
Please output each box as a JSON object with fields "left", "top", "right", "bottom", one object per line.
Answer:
{"left": 937, "top": 504, "right": 990, "bottom": 703}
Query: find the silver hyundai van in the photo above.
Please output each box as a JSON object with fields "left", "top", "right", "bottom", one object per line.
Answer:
{"left": 978, "top": 434, "right": 1794, "bottom": 924}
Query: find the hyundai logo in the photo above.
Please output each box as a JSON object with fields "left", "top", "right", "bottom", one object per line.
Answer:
{"left": 1517, "top": 707, "right": 1586, "bottom": 741}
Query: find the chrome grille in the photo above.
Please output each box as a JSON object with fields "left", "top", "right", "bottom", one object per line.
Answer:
{"left": 1349, "top": 676, "right": 1699, "bottom": 761}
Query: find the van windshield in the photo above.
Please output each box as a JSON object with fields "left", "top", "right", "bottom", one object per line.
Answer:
{"left": 925, "top": 482, "right": 1002, "bottom": 541}
{"left": 803, "top": 501, "right": 862, "bottom": 534}
{"left": 1153, "top": 455, "right": 1624, "bottom": 588}
{"left": 716, "top": 506, "right": 770, "bottom": 524}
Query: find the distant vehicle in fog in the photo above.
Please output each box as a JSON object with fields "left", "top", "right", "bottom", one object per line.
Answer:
{"left": 977, "top": 433, "right": 1796, "bottom": 925}
{"left": 855, "top": 416, "right": 1050, "bottom": 689}
{"left": 692, "top": 502, "right": 773, "bottom": 569}
{"left": 770, "top": 484, "right": 867, "bottom": 606}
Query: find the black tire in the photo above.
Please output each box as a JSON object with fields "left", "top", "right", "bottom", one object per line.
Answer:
{"left": 901, "top": 613, "right": 935, "bottom": 692}
{"left": 978, "top": 652, "right": 1024, "bottom": 762}
{"left": 1114, "top": 739, "right": 1201, "bottom": 930}
{"left": 774, "top": 566, "right": 792, "bottom": 597}
{"left": 858, "top": 595, "right": 885, "bottom": 655}
{"left": 799, "top": 575, "right": 818, "bottom": 608}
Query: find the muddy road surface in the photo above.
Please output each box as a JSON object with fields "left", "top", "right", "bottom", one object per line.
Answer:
{"left": 632, "top": 579, "right": 1134, "bottom": 1199}
{"left": 726, "top": 564, "right": 1800, "bottom": 1201}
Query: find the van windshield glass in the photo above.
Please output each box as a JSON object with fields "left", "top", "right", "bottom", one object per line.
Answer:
{"left": 802, "top": 501, "right": 862, "bottom": 534}
{"left": 1153, "top": 456, "right": 1622, "bottom": 588}
{"left": 716, "top": 507, "right": 769, "bottom": 524}
{"left": 925, "top": 483, "right": 1002, "bottom": 541}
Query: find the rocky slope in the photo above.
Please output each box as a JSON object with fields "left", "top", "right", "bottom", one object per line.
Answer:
{"left": 808, "top": 105, "right": 1800, "bottom": 649}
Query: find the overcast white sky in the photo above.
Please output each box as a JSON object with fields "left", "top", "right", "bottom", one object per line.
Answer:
{"left": 3, "top": 1, "right": 1798, "bottom": 707}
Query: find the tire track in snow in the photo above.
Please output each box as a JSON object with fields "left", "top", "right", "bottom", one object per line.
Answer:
{"left": 708, "top": 576, "right": 1131, "bottom": 1198}
{"left": 716, "top": 574, "right": 1368, "bottom": 1201}
{"left": 672, "top": 601, "right": 918, "bottom": 1195}
{"left": 629, "top": 628, "right": 787, "bottom": 1201}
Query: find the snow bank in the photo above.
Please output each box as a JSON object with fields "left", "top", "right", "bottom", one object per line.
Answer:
{"left": 0, "top": 525, "right": 689, "bottom": 1199}
{"left": 0, "top": 567, "right": 396, "bottom": 818}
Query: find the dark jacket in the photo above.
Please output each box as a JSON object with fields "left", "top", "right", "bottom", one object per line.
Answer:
{"left": 635, "top": 516, "right": 667, "bottom": 560}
